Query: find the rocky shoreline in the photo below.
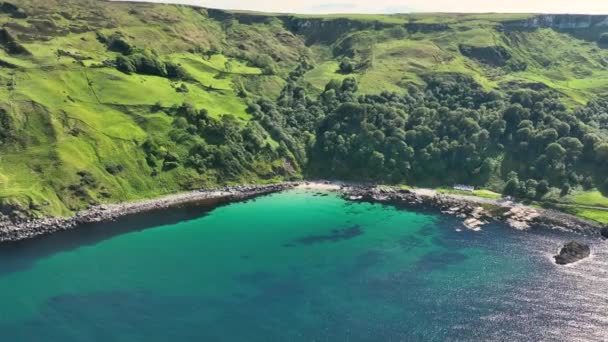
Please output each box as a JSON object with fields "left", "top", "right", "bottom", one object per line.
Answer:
{"left": 339, "top": 184, "right": 605, "bottom": 236}
{"left": 0, "top": 181, "right": 605, "bottom": 244}
{"left": 0, "top": 183, "right": 297, "bottom": 243}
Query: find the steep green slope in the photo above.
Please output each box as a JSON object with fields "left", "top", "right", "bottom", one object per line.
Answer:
{"left": 0, "top": 0, "right": 607, "bottom": 219}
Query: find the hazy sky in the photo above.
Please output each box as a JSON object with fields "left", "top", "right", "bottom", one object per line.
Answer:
{"left": 119, "top": 0, "right": 608, "bottom": 14}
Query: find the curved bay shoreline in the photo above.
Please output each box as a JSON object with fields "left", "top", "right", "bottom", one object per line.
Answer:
{"left": 0, "top": 181, "right": 605, "bottom": 243}
{"left": 0, "top": 183, "right": 297, "bottom": 242}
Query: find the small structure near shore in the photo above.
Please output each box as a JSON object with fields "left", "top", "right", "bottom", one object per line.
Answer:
{"left": 453, "top": 184, "right": 475, "bottom": 192}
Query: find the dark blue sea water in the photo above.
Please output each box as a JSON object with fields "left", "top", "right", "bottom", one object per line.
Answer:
{"left": 0, "top": 189, "right": 606, "bottom": 341}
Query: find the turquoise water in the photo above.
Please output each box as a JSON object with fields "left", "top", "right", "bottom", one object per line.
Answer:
{"left": 0, "top": 189, "right": 606, "bottom": 341}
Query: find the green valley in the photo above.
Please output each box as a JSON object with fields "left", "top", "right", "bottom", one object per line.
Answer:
{"left": 0, "top": 0, "right": 608, "bottom": 223}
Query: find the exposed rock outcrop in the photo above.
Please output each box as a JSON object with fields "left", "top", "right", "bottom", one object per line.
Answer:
{"left": 0, "top": 2, "right": 27, "bottom": 18}
{"left": 600, "top": 227, "right": 608, "bottom": 239}
{"left": 504, "top": 14, "right": 608, "bottom": 30}
{"left": 554, "top": 241, "right": 591, "bottom": 265}
{"left": 403, "top": 22, "right": 449, "bottom": 33}
{"left": 459, "top": 44, "right": 512, "bottom": 66}
{"left": 0, "top": 28, "right": 31, "bottom": 55}
{"left": 502, "top": 207, "right": 541, "bottom": 230}
{"left": 341, "top": 185, "right": 603, "bottom": 234}
{"left": 283, "top": 17, "right": 391, "bottom": 45}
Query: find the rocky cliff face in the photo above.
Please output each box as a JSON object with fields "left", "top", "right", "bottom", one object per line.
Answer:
{"left": 206, "top": 9, "right": 390, "bottom": 45}
{"left": 504, "top": 14, "right": 608, "bottom": 30}
{"left": 283, "top": 17, "right": 390, "bottom": 45}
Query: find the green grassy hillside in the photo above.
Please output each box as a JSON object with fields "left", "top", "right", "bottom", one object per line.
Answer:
{"left": 0, "top": 0, "right": 607, "bottom": 219}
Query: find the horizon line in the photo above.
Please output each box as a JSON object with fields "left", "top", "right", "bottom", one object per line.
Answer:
{"left": 109, "top": 0, "right": 608, "bottom": 16}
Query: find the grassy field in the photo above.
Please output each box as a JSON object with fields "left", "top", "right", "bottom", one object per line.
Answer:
{"left": 438, "top": 188, "right": 503, "bottom": 199}
{"left": 301, "top": 18, "right": 608, "bottom": 102}
{"left": 570, "top": 208, "right": 608, "bottom": 224}
{"left": 539, "top": 190, "right": 608, "bottom": 224}
{"left": 567, "top": 191, "right": 608, "bottom": 208}
{"left": 0, "top": 0, "right": 294, "bottom": 215}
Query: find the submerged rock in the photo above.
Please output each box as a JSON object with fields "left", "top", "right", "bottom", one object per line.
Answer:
{"left": 600, "top": 227, "right": 608, "bottom": 239}
{"left": 554, "top": 241, "right": 591, "bottom": 265}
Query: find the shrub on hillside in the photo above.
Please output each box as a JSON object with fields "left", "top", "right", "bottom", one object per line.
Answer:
{"left": 175, "top": 83, "right": 189, "bottom": 93}
{"left": 250, "top": 54, "right": 276, "bottom": 75}
{"left": 388, "top": 26, "right": 407, "bottom": 39}
{"left": 338, "top": 58, "right": 355, "bottom": 74}
{"left": 96, "top": 31, "right": 133, "bottom": 55}
{"left": 0, "top": 107, "right": 14, "bottom": 143}
{"left": 115, "top": 52, "right": 190, "bottom": 80}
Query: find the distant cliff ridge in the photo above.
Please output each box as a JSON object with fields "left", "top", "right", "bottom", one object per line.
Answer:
{"left": 505, "top": 14, "right": 608, "bottom": 30}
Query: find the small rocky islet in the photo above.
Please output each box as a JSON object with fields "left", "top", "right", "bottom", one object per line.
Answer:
{"left": 601, "top": 227, "right": 608, "bottom": 239}
{"left": 554, "top": 241, "right": 592, "bottom": 265}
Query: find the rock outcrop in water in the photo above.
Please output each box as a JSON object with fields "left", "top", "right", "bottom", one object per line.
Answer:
{"left": 600, "top": 227, "right": 608, "bottom": 239}
{"left": 554, "top": 241, "right": 591, "bottom": 265}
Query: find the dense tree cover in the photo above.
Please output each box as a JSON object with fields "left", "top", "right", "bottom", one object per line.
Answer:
{"left": 147, "top": 102, "right": 297, "bottom": 182}
{"left": 249, "top": 68, "right": 608, "bottom": 197}
{"left": 246, "top": 60, "right": 319, "bottom": 165}
{"left": 311, "top": 75, "right": 501, "bottom": 185}
{"left": 574, "top": 98, "right": 608, "bottom": 130}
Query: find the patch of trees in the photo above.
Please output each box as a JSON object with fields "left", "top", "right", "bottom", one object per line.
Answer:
{"left": 247, "top": 53, "right": 277, "bottom": 75}
{"left": 312, "top": 76, "right": 608, "bottom": 193}
{"left": 142, "top": 138, "right": 181, "bottom": 172}
{"left": 175, "top": 83, "right": 189, "bottom": 93}
{"left": 105, "top": 164, "right": 124, "bottom": 175}
{"left": 459, "top": 44, "right": 512, "bottom": 67}
{"left": 309, "top": 76, "right": 498, "bottom": 184}
{"left": 129, "top": 61, "right": 608, "bottom": 194}
{"left": 0, "top": 107, "right": 13, "bottom": 144}
{"left": 115, "top": 51, "right": 190, "bottom": 80}
{"left": 574, "top": 97, "right": 608, "bottom": 129}
{"left": 387, "top": 26, "right": 407, "bottom": 39}
{"left": 68, "top": 171, "right": 98, "bottom": 199}
{"left": 147, "top": 102, "right": 296, "bottom": 181}
{"left": 247, "top": 61, "right": 330, "bottom": 166}
{"left": 338, "top": 58, "right": 355, "bottom": 74}
{"left": 599, "top": 32, "right": 608, "bottom": 45}
{"left": 96, "top": 31, "right": 133, "bottom": 55}
{"left": 248, "top": 65, "right": 608, "bottom": 196}
{"left": 96, "top": 31, "right": 190, "bottom": 80}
